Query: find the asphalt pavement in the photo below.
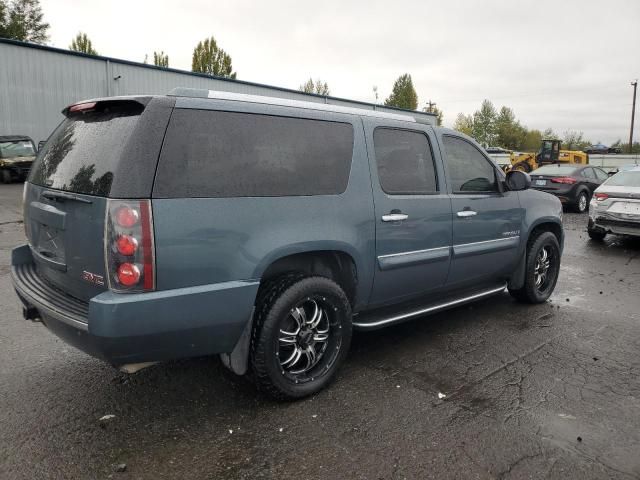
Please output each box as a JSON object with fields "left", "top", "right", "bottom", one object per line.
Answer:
{"left": 1, "top": 182, "right": 639, "bottom": 480}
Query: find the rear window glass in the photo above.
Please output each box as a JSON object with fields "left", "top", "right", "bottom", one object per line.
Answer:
{"left": 154, "top": 109, "right": 354, "bottom": 197}
{"left": 29, "top": 103, "right": 143, "bottom": 196}
{"left": 531, "top": 165, "right": 577, "bottom": 175}
{"left": 605, "top": 171, "right": 640, "bottom": 187}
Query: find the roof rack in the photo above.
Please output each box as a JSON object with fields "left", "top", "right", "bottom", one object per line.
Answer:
{"left": 169, "top": 88, "right": 435, "bottom": 125}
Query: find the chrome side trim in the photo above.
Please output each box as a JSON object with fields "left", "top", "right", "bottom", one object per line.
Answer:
{"left": 378, "top": 246, "right": 450, "bottom": 260}
{"left": 377, "top": 246, "right": 450, "bottom": 271}
{"left": 453, "top": 236, "right": 520, "bottom": 258}
{"left": 353, "top": 284, "right": 506, "bottom": 330}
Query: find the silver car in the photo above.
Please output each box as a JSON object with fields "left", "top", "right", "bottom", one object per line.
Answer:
{"left": 588, "top": 166, "right": 640, "bottom": 240}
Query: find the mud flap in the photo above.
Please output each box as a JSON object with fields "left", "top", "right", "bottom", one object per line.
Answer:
{"left": 507, "top": 250, "right": 526, "bottom": 290}
{"left": 219, "top": 307, "right": 255, "bottom": 376}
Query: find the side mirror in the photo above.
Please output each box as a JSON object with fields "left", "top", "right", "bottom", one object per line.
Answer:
{"left": 38, "top": 140, "right": 46, "bottom": 152}
{"left": 505, "top": 170, "right": 531, "bottom": 191}
{"left": 607, "top": 170, "right": 617, "bottom": 177}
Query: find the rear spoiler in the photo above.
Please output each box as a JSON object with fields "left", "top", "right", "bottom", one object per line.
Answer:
{"left": 62, "top": 97, "right": 152, "bottom": 117}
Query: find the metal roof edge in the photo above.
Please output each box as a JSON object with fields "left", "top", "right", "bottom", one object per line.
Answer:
{"left": 0, "top": 37, "right": 436, "bottom": 119}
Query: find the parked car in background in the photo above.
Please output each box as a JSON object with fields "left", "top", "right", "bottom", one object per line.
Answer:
{"left": 0, "top": 135, "right": 37, "bottom": 183}
{"left": 529, "top": 164, "right": 609, "bottom": 212}
{"left": 588, "top": 166, "right": 640, "bottom": 240}
{"left": 485, "top": 146, "right": 512, "bottom": 154}
{"left": 584, "top": 143, "right": 621, "bottom": 155}
{"left": 11, "top": 89, "right": 564, "bottom": 400}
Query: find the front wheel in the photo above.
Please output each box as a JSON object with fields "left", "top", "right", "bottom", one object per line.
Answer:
{"left": 509, "top": 232, "right": 561, "bottom": 304}
{"left": 250, "top": 275, "right": 352, "bottom": 400}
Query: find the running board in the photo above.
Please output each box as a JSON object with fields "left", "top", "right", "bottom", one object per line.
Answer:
{"left": 353, "top": 284, "right": 507, "bottom": 331}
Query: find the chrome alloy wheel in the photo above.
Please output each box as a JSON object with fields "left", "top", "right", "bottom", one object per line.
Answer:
{"left": 578, "top": 193, "right": 588, "bottom": 212}
{"left": 534, "top": 246, "right": 552, "bottom": 290}
{"left": 278, "top": 298, "right": 332, "bottom": 376}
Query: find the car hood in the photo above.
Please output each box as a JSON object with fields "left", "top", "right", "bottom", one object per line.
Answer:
{"left": 0, "top": 155, "right": 35, "bottom": 164}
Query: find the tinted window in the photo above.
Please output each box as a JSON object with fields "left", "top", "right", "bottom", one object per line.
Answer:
{"left": 29, "top": 103, "right": 143, "bottom": 196}
{"left": 155, "top": 109, "right": 354, "bottom": 197}
{"left": 442, "top": 136, "right": 497, "bottom": 192}
{"left": 373, "top": 128, "right": 437, "bottom": 195}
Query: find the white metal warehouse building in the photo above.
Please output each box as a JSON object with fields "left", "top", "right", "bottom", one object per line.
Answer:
{"left": 0, "top": 38, "right": 435, "bottom": 144}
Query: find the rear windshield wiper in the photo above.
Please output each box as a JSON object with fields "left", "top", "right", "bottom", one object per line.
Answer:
{"left": 42, "top": 191, "right": 93, "bottom": 204}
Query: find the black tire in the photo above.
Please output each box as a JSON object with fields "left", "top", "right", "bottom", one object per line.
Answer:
{"left": 250, "top": 274, "right": 352, "bottom": 400}
{"left": 513, "top": 161, "right": 531, "bottom": 173}
{"left": 508, "top": 231, "right": 561, "bottom": 304}
{"left": 573, "top": 190, "right": 589, "bottom": 213}
{"left": 587, "top": 219, "right": 607, "bottom": 241}
{"left": 1, "top": 169, "right": 12, "bottom": 184}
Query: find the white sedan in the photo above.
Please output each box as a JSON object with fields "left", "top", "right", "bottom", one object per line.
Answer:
{"left": 588, "top": 166, "right": 640, "bottom": 241}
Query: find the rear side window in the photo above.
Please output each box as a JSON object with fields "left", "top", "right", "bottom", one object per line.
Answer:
{"left": 594, "top": 168, "right": 609, "bottom": 180}
{"left": 29, "top": 103, "right": 143, "bottom": 196}
{"left": 442, "top": 136, "right": 498, "bottom": 193}
{"left": 154, "top": 109, "right": 354, "bottom": 197}
{"left": 373, "top": 128, "right": 437, "bottom": 195}
{"left": 582, "top": 168, "right": 596, "bottom": 179}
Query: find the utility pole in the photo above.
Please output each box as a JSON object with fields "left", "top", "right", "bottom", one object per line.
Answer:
{"left": 630, "top": 80, "right": 638, "bottom": 154}
{"left": 426, "top": 100, "right": 437, "bottom": 112}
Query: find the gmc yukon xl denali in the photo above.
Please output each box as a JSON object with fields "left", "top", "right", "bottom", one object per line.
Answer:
{"left": 12, "top": 89, "right": 563, "bottom": 399}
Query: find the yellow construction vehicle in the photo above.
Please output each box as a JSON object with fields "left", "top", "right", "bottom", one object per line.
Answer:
{"left": 504, "top": 139, "right": 588, "bottom": 173}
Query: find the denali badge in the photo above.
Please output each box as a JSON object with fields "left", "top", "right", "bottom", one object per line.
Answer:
{"left": 82, "top": 270, "right": 105, "bottom": 286}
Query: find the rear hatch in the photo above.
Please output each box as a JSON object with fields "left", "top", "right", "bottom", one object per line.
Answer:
{"left": 24, "top": 97, "right": 173, "bottom": 302}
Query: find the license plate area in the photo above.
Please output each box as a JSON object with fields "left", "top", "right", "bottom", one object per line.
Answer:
{"left": 535, "top": 179, "right": 547, "bottom": 186}
{"left": 609, "top": 201, "right": 640, "bottom": 216}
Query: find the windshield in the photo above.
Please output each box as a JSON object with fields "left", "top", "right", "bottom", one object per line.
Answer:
{"left": 531, "top": 165, "right": 577, "bottom": 175}
{"left": 605, "top": 171, "right": 640, "bottom": 187}
{"left": 0, "top": 140, "right": 36, "bottom": 158}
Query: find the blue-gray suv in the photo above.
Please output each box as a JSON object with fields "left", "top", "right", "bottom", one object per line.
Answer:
{"left": 11, "top": 89, "right": 563, "bottom": 399}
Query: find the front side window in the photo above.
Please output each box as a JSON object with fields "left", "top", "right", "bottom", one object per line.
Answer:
{"left": 442, "top": 136, "right": 498, "bottom": 193}
{"left": 373, "top": 128, "right": 437, "bottom": 195}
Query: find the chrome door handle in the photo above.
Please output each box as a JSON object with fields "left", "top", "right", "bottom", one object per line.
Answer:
{"left": 382, "top": 213, "right": 409, "bottom": 222}
{"left": 457, "top": 210, "right": 477, "bottom": 217}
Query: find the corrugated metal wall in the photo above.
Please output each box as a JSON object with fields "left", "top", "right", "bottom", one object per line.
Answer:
{"left": 0, "top": 39, "right": 434, "bottom": 143}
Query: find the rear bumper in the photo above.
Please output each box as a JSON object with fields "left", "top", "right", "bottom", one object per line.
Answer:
{"left": 11, "top": 244, "right": 259, "bottom": 365}
{"left": 591, "top": 216, "right": 640, "bottom": 237}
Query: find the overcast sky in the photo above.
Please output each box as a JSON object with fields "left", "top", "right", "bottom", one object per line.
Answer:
{"left": 41, "top": 0, "right": 639, "bottom": 144}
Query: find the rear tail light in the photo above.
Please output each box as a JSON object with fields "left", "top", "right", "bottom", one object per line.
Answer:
{"left": 550, "top": 177, "right": 577, "bottom": 184}
{"left": 594, "top": 193, "right": 609, "bottom": 201}
{"left": 69, "top": 101, "right": 97, "bottom": 113}
{"left": 105, "top": 200, "right": 155, "bottom": 292}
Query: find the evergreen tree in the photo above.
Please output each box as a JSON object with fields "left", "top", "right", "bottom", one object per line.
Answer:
{"left": 384, "top": 74, "right": 418, "bottom": 110}
{"left": 192, "top": 36, "right": 236, "bottom": 79}
{"left": 3, "top": 0, "right": 49, "bottom": 43}
{"left": 453, "top": 113, "right": 474, "bottom": 136}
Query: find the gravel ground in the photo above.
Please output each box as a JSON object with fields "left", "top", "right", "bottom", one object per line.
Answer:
{"left": 1, "top": 182, "right": 639, "bottom": 479}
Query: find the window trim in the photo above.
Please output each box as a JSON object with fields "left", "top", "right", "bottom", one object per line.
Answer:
{"left": 442, "top": 134, "right": 502, "bottom": 195}
{"left": 372, "top": 126, "right": 440, "bottom": 196}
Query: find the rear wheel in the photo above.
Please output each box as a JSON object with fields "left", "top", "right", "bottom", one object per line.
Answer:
{"left": 250, "top": 274, "right": 352, "bottom": 400}
{"left": 587, "top": 219, "right": 607, "bottom": 241}
{"left": 509, "top": 231, "right": 561, "bottom": 304}
{"left": 574, "top": 190, "right": 589, "bottom": 213}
